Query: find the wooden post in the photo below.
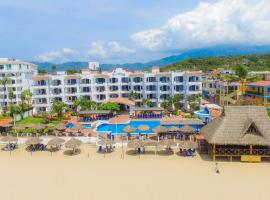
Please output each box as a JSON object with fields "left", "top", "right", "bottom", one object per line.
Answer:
{"left": 212, "top": 144, "right": 216, "bottom": 161}
{"left": 249, "top": 145, "right": 253, "bottom": 155}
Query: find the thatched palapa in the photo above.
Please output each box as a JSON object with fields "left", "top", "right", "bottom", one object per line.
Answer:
{"left": 201, "top": 106, "right": 270, "bottom": 162}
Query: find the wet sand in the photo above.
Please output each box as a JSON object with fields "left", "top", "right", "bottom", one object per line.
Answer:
{"left": 0, "top": 144, "right": 269, "bottom": 200}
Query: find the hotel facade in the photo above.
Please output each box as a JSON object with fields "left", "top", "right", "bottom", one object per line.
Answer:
{"left": 0, "top": 59, "right": 203, "bottom": 114}
{"left": 0, "top": 58, "right": 37, "bottom": 111}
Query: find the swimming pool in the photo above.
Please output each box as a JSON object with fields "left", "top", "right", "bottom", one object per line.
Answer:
{"left": 65, "top": 122, "right": 92, "bottom": 129}
{"left": 96, "top": 120, "right": 161, "bottom": 134}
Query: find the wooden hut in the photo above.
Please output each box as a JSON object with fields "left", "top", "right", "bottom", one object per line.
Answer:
{"left": 201, "top": 106, "right": 270, "bottom": 162}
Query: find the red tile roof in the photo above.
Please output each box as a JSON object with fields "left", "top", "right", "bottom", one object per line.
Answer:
{"left": 248, "top": 81, "right": 270, "bottom": 87}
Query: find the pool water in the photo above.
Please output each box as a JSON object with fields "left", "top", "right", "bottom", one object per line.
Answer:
{"left": 96, "top": 120, "right": 161, "bottom": 134}
{"left": 83, "top": 124, "right": 92, "bottom": 128}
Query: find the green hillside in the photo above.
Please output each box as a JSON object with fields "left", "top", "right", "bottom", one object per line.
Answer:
{"left": 161, "top": 54, "right": 270, "bottom": 72}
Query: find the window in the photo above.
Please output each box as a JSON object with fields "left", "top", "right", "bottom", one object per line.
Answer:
{"left": 146, "top": 77, "right": 156, "bottom": 82}
{"left": 109, "top": 86, "right": 118, "bottom": 91}
{"left": 146, "top": 85, "right": 156, "bottom": 91}
{"left": 160, "top": 85, "right": 170, "bottom": 91}
{"left": 96, "top": 78, "right": 106, "bottom": 84}
{"left": 134, "top": 85, "right": 142, "bottom": 91}
{"left": 174, "top": 85, "right": 184, "bottom": 92}
{"left": 110, "top": 77, "right": 118, "bottom": 83}
{"left": 189, "top": 76, "right": 199, "bottom": 82}
{"left": 82, "top": 87, "right": 91, "bottom": 93}
{"left": 110, "top": 94, "right": 119, "bottom": 98}
{"left": 121, "top": 85, "right": 130, "bottom": 91}
{"left": 133, "top": 77, "right": 142, "bottom": 83}
{"left": 0, "top": 65, "right": 4, "bottom": 70}
{"left": 121, "top": 77, "right": 130, "bottom": 83}
{"left": 160, "top": 76, "right": 170, "bottom": 83}
{"left": 174, "top": 76, "right": 183, "bottom": 82}
{"left": 6, "top": 64, "right": 12, "bottom": 70}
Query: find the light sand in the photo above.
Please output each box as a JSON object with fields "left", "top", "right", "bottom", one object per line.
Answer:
{"left": 0, "top": 145, "right": 269, "bottom": 200}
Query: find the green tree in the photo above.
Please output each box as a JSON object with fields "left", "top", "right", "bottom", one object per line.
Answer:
{"left": 21, "top": 89, "right": 32, "bottom": 116}
{"left": 98, "top": 102, "right": 120, "bottom": 111}
{"left": 129, "top": 91, "right": 140, "bottom": 100}
{"left": 10, "top": 104, "right": 22, "bottom": 125}
{"left": 142, "top": 98, "right": 153, "bottom": 108}
{"left": 0, "top": 77, "right": 9, "bottom": 108}
{"left": 38, "top": 69, "right": 47, "bottom": 75}
{"left": 77, "top": 98, "right": 97, "bottom": 111}
{"left": 52, "top": 100, "right": 67, "bottom": 118}
{"left": 235, "top": 64, "right": 248, "bottom": 80}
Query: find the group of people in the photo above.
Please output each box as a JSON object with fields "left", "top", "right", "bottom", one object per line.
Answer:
{"left": 98, "top": 145, "right": 114, "bottom": 153}
{"left": 2, "top": 143, "right": 17, "bottom": 151}
{"left": 27, "top": 144, "right": 46, "bottom": 151}
{"left": 179, "top": 148, "right": 196, "bottom": 157}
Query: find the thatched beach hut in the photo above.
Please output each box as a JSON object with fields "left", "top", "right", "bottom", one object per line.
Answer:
{"left": 201, "top": 106, "right": 270, "bottom": 162}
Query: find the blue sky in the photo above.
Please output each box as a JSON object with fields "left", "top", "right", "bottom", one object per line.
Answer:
{"left": 0, "top": 0, "right": 269, "bottom": 64}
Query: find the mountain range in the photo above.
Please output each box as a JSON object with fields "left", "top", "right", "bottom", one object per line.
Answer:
{"left": 34, "top": 44, "right": 270, "bottom": 71}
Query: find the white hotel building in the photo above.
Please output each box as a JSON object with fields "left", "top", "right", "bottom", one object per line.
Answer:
{"left": 0, "top": 58, "right": 37, "bottom": 111}
{"left": 0, "top": 59, "right": 203, "bottom": 114}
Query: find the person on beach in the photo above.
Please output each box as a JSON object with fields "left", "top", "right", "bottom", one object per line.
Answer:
{"left": 214, "top": 162, "right": 220, "bottom": 174}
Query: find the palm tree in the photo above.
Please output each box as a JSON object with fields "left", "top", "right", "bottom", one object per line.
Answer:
{"left": 52, "top": 100, "right": 67, "bottom": 118}
{"left": 129, "top": 91, "right": 139, "bottom": 100}
{"left": 0, "top": 77, "right": 9, "bottom": 107}
{"left": 8, "top": 88, "right": 15, "bottom": 105}
{"left": 10, "top": 104, "right": 22, "bottom": 125}
{"left": 142, "top": 98, "right": 153, "bottom": 108}
{"left": 21, "top": 89, "right": 32, "bottom": 116}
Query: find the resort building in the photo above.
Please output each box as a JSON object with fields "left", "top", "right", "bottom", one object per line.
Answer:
{"left": 31, "top": 63, "right": 203, "bottom": 113}
{"left": 0, "top": 58, "right": 37, "bottom": 112}
{"left": 245, "top": 81, "right": 270, "bottom": 107}
{"left": 201, "top": 106, "right": 270, "bottom": 162}
{"left": 202, "top": 78, "right": 242, "bottom": 106}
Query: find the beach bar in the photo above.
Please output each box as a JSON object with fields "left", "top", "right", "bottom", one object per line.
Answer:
{"left": 201, "top": 106, "right": 270, "bottom": 162}
{"left": 78, "top": 110, "right": 114, "bottom": 122}
{"left": 134, "top": 107, "right": 165, "bottom": 118}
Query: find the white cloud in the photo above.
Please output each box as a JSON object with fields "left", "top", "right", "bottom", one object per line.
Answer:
{"left": 38, "top": 48, "right": 75, "bottom": 62}
{"left": 87, "top": 41, "right": 135, "bottom": 59}
{"left": 131, "top": 0, "right": 270, "bottom": 51}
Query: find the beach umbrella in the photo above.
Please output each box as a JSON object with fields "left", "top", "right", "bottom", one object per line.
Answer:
{"left": 13, "top": 124, "right": 26, "bottom": 131}
{"left": 179, "top": 125, "right": 194, "bottom": 134}
{"left": 54, "top": 123, "right": 66, "bottom": 131}
{"left": 138, "top": 125, "right": 150, "bottom": 132}
{"left": 168, "top": 126, "right": 180, "bottom": 132}
{"left": 178, "top": 141, "right": 197, "bottom": 150}
{"left": 123, "top": 125, "right": 136, "bottom": 133}
{"left": 47, "top": 137, "right": 65, "bottom": 146}
{"left": 65, "top": 138, "right": 82, "bottom": 154}
{"left": 153, "top": 126, "right": 168, "bottom": 133}
{"left": 25, "top": 137, "right": 43, "bottom": 145}
{"left": 0, "top": 135, "right": 18, "bottom": 143}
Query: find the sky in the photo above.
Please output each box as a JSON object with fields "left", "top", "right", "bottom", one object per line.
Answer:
{"left": 0, "top": 0, "right": 269, "bottom": 64}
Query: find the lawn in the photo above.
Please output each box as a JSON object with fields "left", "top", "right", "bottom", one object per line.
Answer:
{"left": 18, "top": 116, "right": 61, "bottom": 125}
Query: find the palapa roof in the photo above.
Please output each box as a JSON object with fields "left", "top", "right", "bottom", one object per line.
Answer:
{"left": 201, "top": 106, "right": 270, "bottom": 146}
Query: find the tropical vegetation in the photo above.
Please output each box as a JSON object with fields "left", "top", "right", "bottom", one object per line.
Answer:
{"left": 162, "top": 54, "right": 270, "bottom": 72}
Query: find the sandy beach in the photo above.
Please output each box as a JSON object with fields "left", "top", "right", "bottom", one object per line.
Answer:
{"left": 0, "top": 145, "right": 269, "bottom": 200}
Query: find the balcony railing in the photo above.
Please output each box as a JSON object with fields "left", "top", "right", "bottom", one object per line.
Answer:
{"left": 215, "top": 148, "right": 270, "bottom": 156}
